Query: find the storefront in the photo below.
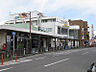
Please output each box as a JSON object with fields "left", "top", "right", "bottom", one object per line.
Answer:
{"left": 0, "top": 28, "right": 56, "bottom": 58}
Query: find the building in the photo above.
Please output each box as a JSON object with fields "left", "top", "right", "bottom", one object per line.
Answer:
{"left": 0, "top": 11, "right": 80, "bottom": 58}
{"left": 88, "top": 24, "right": 94, "bottom": 46}
{"left": 69, "top": 25, "right": 80, "bottom": 48}
{"left": 68, "top": 19, "right": 89, "bottom": 47}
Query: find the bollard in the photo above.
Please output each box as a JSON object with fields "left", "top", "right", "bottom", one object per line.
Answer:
{"left": 1, "top": 53, "right": 4, "bottom": 66}
{"left": 15, "top": 53, "right": 17, "bottom": 63}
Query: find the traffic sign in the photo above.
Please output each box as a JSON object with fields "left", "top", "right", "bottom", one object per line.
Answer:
{"left": 12, "top": 32, "right": 16, "bottom": 36}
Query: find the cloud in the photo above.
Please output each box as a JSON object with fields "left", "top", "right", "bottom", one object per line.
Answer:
{"left": 0, "top": 0, "right": 96, "bottom": 24}
{"left": 45, "top": 0, "right": 96, "bottom": 14}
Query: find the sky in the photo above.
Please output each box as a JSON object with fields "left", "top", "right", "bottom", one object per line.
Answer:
{"left": 0, "top": 0, "right": 96, "bottom": 30}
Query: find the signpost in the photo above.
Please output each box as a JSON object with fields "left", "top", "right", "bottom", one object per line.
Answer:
{"left": 12, "top": 32, "right": 16, "bottom": 57}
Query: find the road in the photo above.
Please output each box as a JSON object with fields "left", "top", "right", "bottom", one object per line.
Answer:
{"left": 0, "top": 47, "right": 96, "bottom": 72}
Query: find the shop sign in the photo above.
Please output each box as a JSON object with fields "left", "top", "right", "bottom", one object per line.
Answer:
{"left": 62, "top": 24, "right": 69, "bottom": 27}
{"left": 12, "top": 32, "right": 16, "bottom": 36}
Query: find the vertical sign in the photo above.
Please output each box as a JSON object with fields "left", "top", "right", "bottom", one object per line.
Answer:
{"left": 12, "top": 32, "right": 16, "bottom": 57}
{"left": 82, "top": 28, "right": 84, "bottom": 39}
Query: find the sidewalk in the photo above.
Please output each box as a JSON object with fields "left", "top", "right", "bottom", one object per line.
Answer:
{"left": 0, "top": 57, "right": 32, "bottom": 67}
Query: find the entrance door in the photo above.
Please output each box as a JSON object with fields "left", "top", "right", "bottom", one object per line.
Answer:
{"left": 32, "top": 39, "right": 38, "bottom": 53}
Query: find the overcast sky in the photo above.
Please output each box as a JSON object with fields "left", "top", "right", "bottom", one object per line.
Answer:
{"left": 0, "top": 0, "right": 96, "bottom": 30}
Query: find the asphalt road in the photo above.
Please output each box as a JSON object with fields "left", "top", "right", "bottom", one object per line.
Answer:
{"left": 0, "top": 47, "right": 96, "bottom": 72}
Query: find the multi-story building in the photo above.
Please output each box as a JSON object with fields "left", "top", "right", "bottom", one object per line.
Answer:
{"left": 0, "top": 11, "right": 80, "bottom": 58}
{"left": 88, "top": 24, "right": 94, "bottom": 46}
{"left": 69, "top": 19, "right": 89, "bottom": 47}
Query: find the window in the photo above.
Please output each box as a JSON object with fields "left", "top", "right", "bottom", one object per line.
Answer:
{"left": 41, "top": 19, "right": 48, "bottom": 23}
{"left": 58, "top": 26, "right": 61, "bottom": 34}
{"left": 41, "top": 18, "right": 56, "bottom": 23}
{"left": 46, "top": 28, "right": 52, "bottom": 32}
{"left": 45, "top": 20, "right": 47, "bottom": 22}
{"left": 61, "top": 28, "right": 67, "bottom": 34}
{"left": 53, "top": 19, "right": 56, "bottom": 22}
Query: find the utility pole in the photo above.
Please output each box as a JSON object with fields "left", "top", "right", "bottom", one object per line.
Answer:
{"left": 74, "top": 25, "right": 75, "bottom": 48}
{"left": 29, "top": 12, "right": 32, "bottom": 54}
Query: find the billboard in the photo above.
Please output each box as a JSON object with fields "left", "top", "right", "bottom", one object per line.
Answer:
{"left": 82, "top": 28, "right": 84, "bottom": 39}
{"left": 10, "top": 13, "right": 30, "bottom": 20}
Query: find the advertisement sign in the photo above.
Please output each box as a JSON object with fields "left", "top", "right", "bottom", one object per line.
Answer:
{"left": 62, "top": 24, "right": 69, "bottom": 27}
{"left": 14, "top": 13, "right": 29, "bottom": 19}
{"left": 82, "top": 28, "right": 84, "bottom": 39}
{"left": 12, "top": 32, "right": 16, "bottom": 36}
{"left": 10, "top": 13, "right": 30, "bottom": 20}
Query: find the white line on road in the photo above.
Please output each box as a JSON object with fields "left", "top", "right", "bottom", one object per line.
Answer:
{"left": 44, "top": 58, "right": 70, "bottom": 67}
{"left": 20, "top": 59, "right": 32, "bottom": 63}
{"left": 24, "top": 54, "right": 42, "bottom": 59}
{"left": 82, "top": 52, "right": 89, "bottom": 55}
{"left": 0, "top": 67, "right": 13, "bottom": 72}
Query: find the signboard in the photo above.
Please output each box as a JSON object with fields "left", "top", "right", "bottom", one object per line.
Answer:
{"left": 10, "top": 13, "right": 30, "bottom": 20}
{"left": 62, "top": 24, "right": 69, "bottom": 27}
{"left": 12, "top": 32, "right": 16, "bottom": 36}
{"left": 14, "top": 13, "right": 29, "bottom": 19}
{"left": 82, "top": 28, "right": 84, "bottom": 39}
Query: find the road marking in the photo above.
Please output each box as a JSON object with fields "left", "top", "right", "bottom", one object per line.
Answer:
{"left": 82, "top": 52, "right": 88, "bottom": 55}
{"left": 24, "top": 54, "right": 42, "bottom": 59}
{"left": 35, "top": 56, "right": 45, "bottom": 60}
{"left": 44, "top": 58, "right": 70, "bottom": 67}
{"left": 0, "top": 67, "right": 13, "bottom": 72}
{"left": 20, "top": 59, "right": 32, "bottom": 63}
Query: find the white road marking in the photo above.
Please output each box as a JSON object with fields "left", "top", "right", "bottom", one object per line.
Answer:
{"left": 53, "top": 51, "right": 71, "bottom": 56}
{"left": 35, "top": 57, "right": 45, "bottom": 60}
{"left": 0, "top": 67, "right": 13, "bottom": 72}
{"left": 20, "top": 59, "right": 32, "bottom": 63}
{"left": 44, "top": 58, "right": 70, "bottom": 67}
{"left": 24, "top": 54, "right": 42, "bottom": 59}
{"left": 82, "top": 52, "right": 89, "bottom": 55}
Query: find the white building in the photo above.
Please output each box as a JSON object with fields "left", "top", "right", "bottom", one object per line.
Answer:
{"left": 5, "top": 10, "right": 80, "bottom": 49}
{"left": 88, "top": 24, "right": 94, "bottom": 46}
